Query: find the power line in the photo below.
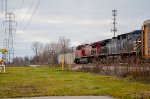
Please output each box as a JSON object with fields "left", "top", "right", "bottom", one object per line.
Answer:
{"left": 22, "top": 0, "right": 41, "bottom": 31}
{"left": 19, "top": 0, "right": 35, "bottom": 26}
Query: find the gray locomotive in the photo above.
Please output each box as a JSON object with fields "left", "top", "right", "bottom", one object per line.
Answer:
{"left": 74, "top": 19, "right": 150, "bottom": 64}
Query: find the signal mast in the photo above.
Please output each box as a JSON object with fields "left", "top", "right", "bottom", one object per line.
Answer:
{"left": 111, "top": 10, "right": 117, "bottom": 37}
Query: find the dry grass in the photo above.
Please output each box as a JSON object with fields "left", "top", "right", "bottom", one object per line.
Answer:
{"left": 0, "top": 66, "right": 150, "bottom": 99}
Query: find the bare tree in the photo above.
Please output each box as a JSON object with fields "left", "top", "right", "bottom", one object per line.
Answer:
{"left": 24, "top": 56, "right": 30, "bottom": 62}
{"left": 40, "top": 44, "right": 51, "bottom": 64}
{"left": 31, "top": 41, "right": 43, "bottom": 63}
{"left": 43, "top": 42, "right": 60, "bottom": 64}
{"left": 30, "top": 37, "right": 71, "bottom": 65}
{"left": 58, "top": 36, "right": 71, "bottom": 53}
{"left": 12, "top": 56, "right": 30, "bottom": 66}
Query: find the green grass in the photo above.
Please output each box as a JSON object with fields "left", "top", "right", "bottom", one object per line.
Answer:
{"left": 0, "top": 66, "right": 150, "bottom": 99}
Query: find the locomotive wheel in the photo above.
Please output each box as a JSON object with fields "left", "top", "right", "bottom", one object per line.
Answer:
{"left": 88, "top": 58, "right": 92, "bottom": 63}
{"left": 75, "top": 59, "right": 80, "bottom": 64}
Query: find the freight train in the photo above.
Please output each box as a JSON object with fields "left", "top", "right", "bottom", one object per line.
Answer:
{"left": 74, "top": 19, "right": 150, "bottom": 64}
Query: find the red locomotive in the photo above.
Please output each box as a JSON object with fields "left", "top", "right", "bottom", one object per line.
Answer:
{"left": 74, "top": 39, "right": 110, "bottom": 64}
{"left": 74, "top": 19, "right": 150, "bottom": 64}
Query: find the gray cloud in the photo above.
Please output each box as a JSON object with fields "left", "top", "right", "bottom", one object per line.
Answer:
{"left": 0, "top": 0, "right": 150, "bottom": 57}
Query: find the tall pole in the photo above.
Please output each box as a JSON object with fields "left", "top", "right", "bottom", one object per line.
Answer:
{"left": 4, "top": 13, "right": 16, "bottom": 63}
{"left": 111, "top": 10, "right": 117, "bottom": 37}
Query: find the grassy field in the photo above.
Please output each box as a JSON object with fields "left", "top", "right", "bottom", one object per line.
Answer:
{"left": 0, "top": 66, "right": 150, "bottom": 99}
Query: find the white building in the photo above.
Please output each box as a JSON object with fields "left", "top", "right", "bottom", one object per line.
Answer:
{"left": 58, "top": 53, "right": 75, "bottom": 64}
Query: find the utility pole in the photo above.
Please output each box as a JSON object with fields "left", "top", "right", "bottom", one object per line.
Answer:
{"left": 111, "top": 10, "right": 117, "bottom": 37}
{"left": 3, "top": 13, "right": 17, "bottom": 63}
{"left": 1, "top": 0, "right": 17, "bottom": 64}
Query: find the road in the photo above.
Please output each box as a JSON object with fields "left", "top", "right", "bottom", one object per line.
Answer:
{"left": 1, "top": 96, "right": 114, "bottom": 99}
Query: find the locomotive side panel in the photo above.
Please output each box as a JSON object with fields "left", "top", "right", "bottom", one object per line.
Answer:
{"left": 126, "top": 31, "right": 141, "bottom": 53}
{"left": 75, "top": 50, "right": 82, "bottom": 58}
{"left": 75, "top": 46, "right": 82, "bottom": 59}
{"left": 127, "top": 33, "right": 133, "bottom": 52}
{"left": 117, "top": 31, "right": 141, "bottom": 54}
{"left": 84, "top": 45, "right": 92, "bottom": 57}
{"left": 91, "top": 42, "right": 101, "bottom": 56}
{"left": 106, "top": 38, "right": 118, "bottom": 55}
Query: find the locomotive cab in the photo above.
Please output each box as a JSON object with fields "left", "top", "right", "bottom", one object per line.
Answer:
{"left": 74, "top": 44, "right": 92, "bottom": 64}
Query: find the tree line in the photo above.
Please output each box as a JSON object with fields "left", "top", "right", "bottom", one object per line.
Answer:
{"left": 12, "top": 36, "right": 73, "bottom": 66}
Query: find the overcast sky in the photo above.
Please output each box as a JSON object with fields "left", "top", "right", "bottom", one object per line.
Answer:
{"left": 0, "top": 0, "right": 150, "bottom": 57}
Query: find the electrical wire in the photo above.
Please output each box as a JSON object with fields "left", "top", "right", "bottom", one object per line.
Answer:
{"left": 19, "top": 0, "right": 35, "bottom": 26}
{"left": 22, "top": 0, "right": 41, "bottom": 31}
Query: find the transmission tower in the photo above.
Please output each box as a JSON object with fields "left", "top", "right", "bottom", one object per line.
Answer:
{"left": 111, "top": 10, "right": 117, "bottom": 37}
{"left": 3, "top": 13, "right": 17, "bottom": 63}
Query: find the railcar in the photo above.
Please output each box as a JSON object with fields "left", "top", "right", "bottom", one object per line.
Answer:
{"left": 74, "top": 39, "right": 110, "bottom": 64}
{"left": 74, "top": 19, "right": 150, "bottom": 64}
{"left": 142, "top": 19, "right": 150, "bottom": 59}
{"left": 74, "top": 44, "right": 92, "bottom": 64}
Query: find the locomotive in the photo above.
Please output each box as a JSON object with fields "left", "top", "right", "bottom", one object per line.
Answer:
{"left": 74, "top": 19, "right": 150, "bottom": 64}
